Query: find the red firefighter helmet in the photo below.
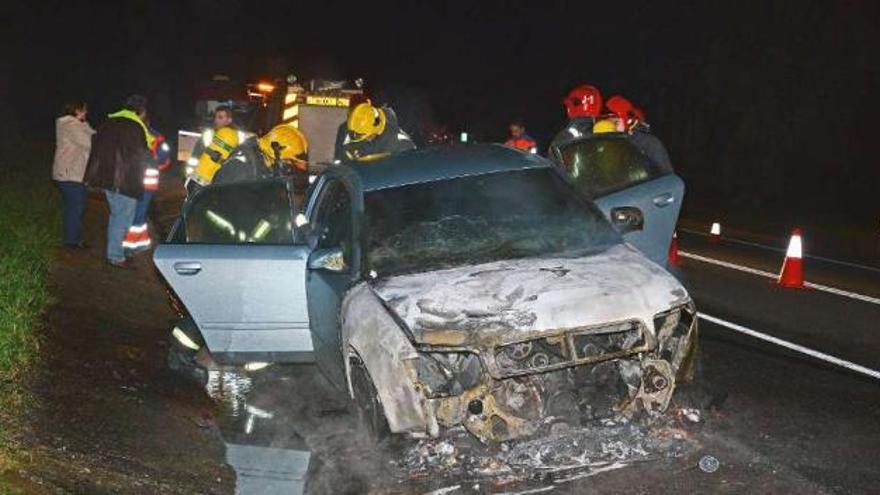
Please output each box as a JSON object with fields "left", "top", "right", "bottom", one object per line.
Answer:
{"left": 564, "top": 85, "right": 603, "bottom": 119}
{"left": 606, "top": 95, "right": 645, "bottom": 132}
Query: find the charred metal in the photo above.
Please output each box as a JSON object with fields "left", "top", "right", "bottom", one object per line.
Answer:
{"left": 342, "top": 274, "right": 699, "bottom": 443}
{"left": 420, "top": 304, "right": 697, "bottom": 442}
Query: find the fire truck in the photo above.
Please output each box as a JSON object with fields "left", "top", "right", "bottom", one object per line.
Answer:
{"left": 178, "top": 74, "right": 364, "bottom": 173}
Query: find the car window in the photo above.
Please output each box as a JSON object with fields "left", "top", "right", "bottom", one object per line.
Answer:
{"left": 173, "top": 180, "right": 300, "bottom": 244}
{"left": 311, "top": 180, "right": 353, "bottom": 261}
{"left": 558, "top": 136, "right": 668, "bottom": 198}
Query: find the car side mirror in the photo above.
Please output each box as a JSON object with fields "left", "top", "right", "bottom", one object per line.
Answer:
{"left": 610, "top": 206, "right": 644, "bottom": 234}
{"left": 308, "top": 247, "right": 347, "bottom": 272}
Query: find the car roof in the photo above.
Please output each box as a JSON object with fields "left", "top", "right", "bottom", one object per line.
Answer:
{"left": 344, "top": 144, "right": 551, "bottom": 192}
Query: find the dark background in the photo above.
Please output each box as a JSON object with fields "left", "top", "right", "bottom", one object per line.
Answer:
{"left": 3, "top": 0, "right": 878, "bottom": 232}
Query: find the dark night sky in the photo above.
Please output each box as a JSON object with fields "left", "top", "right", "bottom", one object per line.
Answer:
{"left": 1, "top": 1, "right": 751, "bottom": 139}
{"left": 3, "top": 1, "right": 880, "bottom": 227}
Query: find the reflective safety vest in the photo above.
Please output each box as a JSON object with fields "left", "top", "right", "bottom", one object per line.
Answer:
{"left": 145, "top": 130, "right": 171, "bottom": 192}
{"left": 504, "top": 135, "right": 538, "bottom": 154}
{"left": 124, "top": 129, "right": 170, "bottom": 251}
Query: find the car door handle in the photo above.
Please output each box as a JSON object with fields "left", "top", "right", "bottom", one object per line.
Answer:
{"left": 173, "top": 261, "right": 202, "bottom": 275}
{"left": 652, "top": 193, "right": 675, "bottom": 207}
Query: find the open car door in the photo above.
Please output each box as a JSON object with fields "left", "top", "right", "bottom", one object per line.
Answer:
{"left": 154, "top": 179, "right": 314, "bottom": 364}
{"left": 555, "top": 134, "right": 684, "bottom": 265}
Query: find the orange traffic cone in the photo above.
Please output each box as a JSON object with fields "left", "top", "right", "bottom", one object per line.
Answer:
{"left": 777, "top": 228, "right": 804, "bottom": 288}
{"left": 708, "top": 222, "right": 721, "bottom": 244}
{"left": 668, "top": 231, "right": 681, "bottom": 265}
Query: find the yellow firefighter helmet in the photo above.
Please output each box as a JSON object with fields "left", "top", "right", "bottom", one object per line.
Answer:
{"left": 193, "top": 126, "right": 242, "bottom": 185}
{"left": 347, "top": 102, "right": 386, "bottom": 142}
{"left": 592, "top": 119, "right": 618, "bottom": 134}
{"left": 258, "top": 124, "right": 309, "bottom": 171}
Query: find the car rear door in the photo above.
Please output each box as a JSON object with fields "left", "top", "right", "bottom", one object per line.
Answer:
{"left": 154, "top": 179, "right": 314, "bottom": 364}
{"left": 555, "top": 135, "right": 684, "bottom": 265}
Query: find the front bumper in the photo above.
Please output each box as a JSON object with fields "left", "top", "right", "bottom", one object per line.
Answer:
{"left": 418, "top": 304, "right": 698, "bottom": 443}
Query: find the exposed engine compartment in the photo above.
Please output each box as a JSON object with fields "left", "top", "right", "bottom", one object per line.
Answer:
{"left": 415, "top": 305, "right": 697, "bottom": 442}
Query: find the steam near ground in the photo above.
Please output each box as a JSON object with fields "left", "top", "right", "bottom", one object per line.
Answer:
{"left": 204, "top": 364, "right": 704, "bottom": 494}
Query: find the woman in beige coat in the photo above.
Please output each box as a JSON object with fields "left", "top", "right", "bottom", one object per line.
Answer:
{"left": 52, "top": 101, "right": 95, "bottom": 248}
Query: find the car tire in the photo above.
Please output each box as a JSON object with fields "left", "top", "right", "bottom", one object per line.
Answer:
{"left": 349, "top": 355, "right": 390, "bottom": 443}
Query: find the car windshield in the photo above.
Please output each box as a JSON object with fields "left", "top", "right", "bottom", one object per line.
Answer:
{"left": 365, "top": 168, "right": 621, "bottom": 276}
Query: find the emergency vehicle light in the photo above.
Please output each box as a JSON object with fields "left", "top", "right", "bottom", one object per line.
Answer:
{"left": 256, "top": 82, "right": 276, "bottom": 93}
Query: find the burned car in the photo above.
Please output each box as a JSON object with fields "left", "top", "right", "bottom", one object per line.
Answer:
{"left": 155, "top": 144, "right": 697, "bottom": 443}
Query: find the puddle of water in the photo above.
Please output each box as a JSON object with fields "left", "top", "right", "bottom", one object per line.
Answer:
{"left": 226, "top": 443, "right": 311, "bottom": 495}
{"left": 205, "top": 369, "right": 253, "bottom": 417}
{"left": 207, "top": 367, "right": 313, "bottom": 494}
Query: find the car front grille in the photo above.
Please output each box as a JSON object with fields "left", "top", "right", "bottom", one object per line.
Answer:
{"left": 488, "top": 320, "right": 649, "bottom": 378}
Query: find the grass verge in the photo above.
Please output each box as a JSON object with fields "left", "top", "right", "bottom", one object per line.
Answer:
{"left": 0, "top": 143, "right": 60, "bottom": 471}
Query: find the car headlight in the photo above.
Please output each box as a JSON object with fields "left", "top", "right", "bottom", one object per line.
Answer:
{"left": 415, "top": 351, "right": 482, "bottom": 398}
{"left": 653, "top": 303, "right": 698, "bottom": 380}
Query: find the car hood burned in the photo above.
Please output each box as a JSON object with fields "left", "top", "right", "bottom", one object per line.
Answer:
{"left": 371, "top": 243, "right": 690, "bottom": 347}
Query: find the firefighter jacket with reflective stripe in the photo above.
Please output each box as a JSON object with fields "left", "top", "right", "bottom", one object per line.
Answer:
{"left": 212, "top": 138, "right": 271, "bottom": 185}
{"left": 188, "top": 125, "right": 244, "bottom": 167}
{"left": 338, "top": 107, "right": 415, "bottom": 163}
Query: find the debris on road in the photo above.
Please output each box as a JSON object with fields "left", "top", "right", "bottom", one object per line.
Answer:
{"left": 397, "top": 408, "right": 701, "bottom": 487}
{"left": 699, "top": 454, "right": 720, "bottom": 473}
{"left": 424, "top": 484, "right": 462, "bottom": 494}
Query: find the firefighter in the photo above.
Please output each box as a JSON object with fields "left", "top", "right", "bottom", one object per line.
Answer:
{"left": 549, "top": 84, "right": 603, "bottom": 161}
{"left": 605, "top": 95, "right": 672, "bottom": 169}
{"left": 504, "top": 119, "right": 538, "bottom": 154}
{"left": 185, "top": 105, "right": 246, "bottom": 176}
{"left": 123, "top": 127, "right": 172, "bottom": 254}
{"left": 337, "top": 101, "right": 415, "bottom": 163}
{"left": 333, "top": 93, "right": 370, "bottom": 164}
{"left": 212, "top": 124, "right": 308, "bottom": 185}
{"left": 184, "top": 126, "right": 242, "bottom": 196}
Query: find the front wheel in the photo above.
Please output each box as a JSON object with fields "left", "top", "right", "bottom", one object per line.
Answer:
{"left": 349, "top": 356, "right": 390, "bottom": 443}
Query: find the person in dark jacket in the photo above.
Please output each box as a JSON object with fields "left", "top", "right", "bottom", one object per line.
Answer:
{"left": 84, "top": 95, "right": 152, "bottom": 268}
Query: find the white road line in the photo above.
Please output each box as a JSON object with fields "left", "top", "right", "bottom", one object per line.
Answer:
{"left": 679, "top": 227, "right": 880, "bottom": 274}
{"left": 679, "top": 250, "right": 880, "bottom": 306}
{"left": 698, "top": 313, "right": 880, "bottom": 381}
